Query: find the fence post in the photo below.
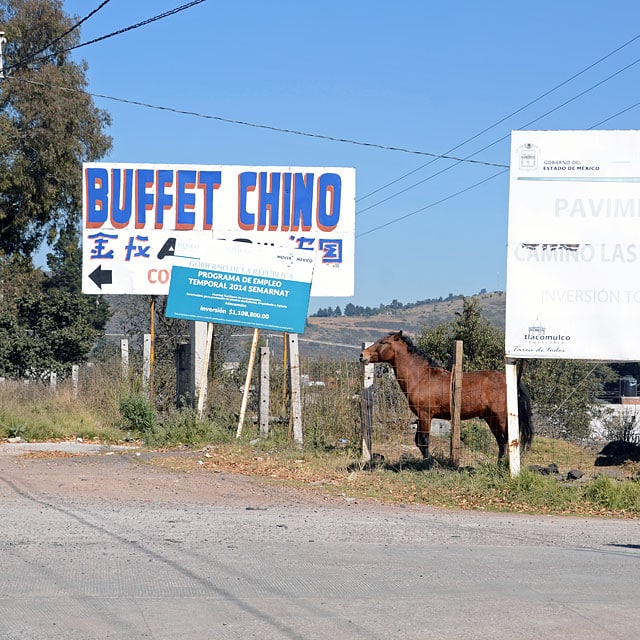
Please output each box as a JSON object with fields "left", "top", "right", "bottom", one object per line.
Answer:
{"left": 176, "top": 342, "right": 191, "bottom": 408}
{"left": 143, "top": 334, "right": 151, "bottom": 397}
{"left": 288, "top": 333, "right": 303, "bottom": 445}
{"left": 360, "top": 342, "right": 374, "bottom": 463}
{"left": 259, "top": 346, "right": 270, "bottom": 436}
{"left": 120, "top": 338, "right": 129, "bottom": 377}
{"left": 71, "top": 364, "right": 79, "bottom": 399}
{"left": 450, "top": 340, "right": 463, "bottom": 467}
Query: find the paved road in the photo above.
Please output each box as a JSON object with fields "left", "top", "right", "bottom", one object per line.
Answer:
{"left": 1, "top": 450, "right": 639, "bottom": 639}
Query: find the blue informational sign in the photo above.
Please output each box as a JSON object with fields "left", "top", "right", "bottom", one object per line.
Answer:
{"left": 165, "top": 238, "right": 314, "bottom": 334}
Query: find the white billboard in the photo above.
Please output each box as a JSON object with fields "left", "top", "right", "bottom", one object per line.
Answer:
{"left": 505, "top": 130, "right": 640, "bottom": 361}
{"left": 82, "top": 163, "right": 355, "bottom": 297}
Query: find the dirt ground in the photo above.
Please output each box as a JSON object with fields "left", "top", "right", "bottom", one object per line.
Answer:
{"left": 0, "top": 445, "right": 361, "bottom": 510}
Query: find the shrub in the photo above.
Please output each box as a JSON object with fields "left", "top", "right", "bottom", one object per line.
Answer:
{"left": 119, "top": 393, "right": 156, "bottom": 433}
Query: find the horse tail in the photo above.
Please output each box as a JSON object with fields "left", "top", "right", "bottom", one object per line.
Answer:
{"left": 517, "top": 380, "right": 534, "bottom": 451}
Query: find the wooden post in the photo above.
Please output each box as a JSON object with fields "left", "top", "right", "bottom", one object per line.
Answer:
{"left": 237, "top": 328, "right": 260, "bottom": 438}
{"left": 175, "top": 342, "right": 191, "bottom": 408}
{"left": 282, "top": 332, "right": 288, "bottom": 414}
{"left": 505, "top": 357, "right": 521, "bottom": 476}
{"left": 288, "top": 333, "right": 303, "bottom": 445}
{"left": 450, "top": 340, "right": 463, "bottom": 467}
{"left": 149, "top": 296, "right": 155, "bottom": 403}
{"left": 197, "top": 323, "right": 214, "bottom": 420}
{"left": 360, "top": 342, "right": 374, "bottom": 463}
{"left": 259, "top": 346, "right": 270, "bottom": 436}
{"left": 190, "top": 322, "right": 208, "bottom": 410}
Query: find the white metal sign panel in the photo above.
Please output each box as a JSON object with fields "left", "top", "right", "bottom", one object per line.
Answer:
{"left": 81, "top": 163, "right": 355, "bottom": 296}
{"left": 506, "top": 130, "right": 640, "bottom": 360}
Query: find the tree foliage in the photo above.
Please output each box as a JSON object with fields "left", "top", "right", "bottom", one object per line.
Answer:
{"left": 0, "top": 0, "right": 112, "bottom": 255}
{"left": 0, "top": 1, "right": 112, "bottom": 378}
{"left": 0, "top": 253, "right": 104, "bottom": 379}
{"left": 524, "top": 359, "right": 615, "bottom": 441}
{"left": 418, "top": 297, "right": 504, "bottom": 370}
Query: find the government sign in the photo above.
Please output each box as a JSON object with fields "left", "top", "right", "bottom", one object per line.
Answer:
{"left": 506, "top": 130, "right": 640, "bottom": 360}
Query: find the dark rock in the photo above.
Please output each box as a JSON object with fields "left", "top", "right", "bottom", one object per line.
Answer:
{"left": 528, "top": 464, "right": 547, "bottom": 475}
{"left": 528, "top": 463, "right": 560, "bottom": 476}
{"left": 595, "top": 440, "right": 640, "bottom": 466}
{"left": 567, "top": 469, "right": 584, "bottom": 480}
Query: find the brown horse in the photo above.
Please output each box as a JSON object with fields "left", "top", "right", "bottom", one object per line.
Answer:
{"left": 359, "top": 331, "right": 533, "bottom": 461}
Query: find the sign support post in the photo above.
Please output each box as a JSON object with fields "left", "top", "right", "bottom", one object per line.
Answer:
{"left": 237, "top": 328, "right": 260, "bottom": 438}
{"left": 505, "top": 358, "right": 521, "bottom": 476}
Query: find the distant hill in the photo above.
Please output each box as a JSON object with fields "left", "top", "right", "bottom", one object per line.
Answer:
{"left": 298, "top": 291, "right": 506, "bottom": 359}
{"left": 104, "top": 291, "right": 507, "bottom": 362}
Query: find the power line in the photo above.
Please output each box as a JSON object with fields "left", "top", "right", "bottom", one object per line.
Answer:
{"left": 4, "top": 74, "right": 508, "bottom": 168}
{"left": 357, "top": 82, "right": 640, "bottom": 240}
{"left": 357, "top": 48, "right": 640, "bottom": 220}
{"left": 4, "top": 0, "right": 112, "bottom": 70}
{"left": 356, "top": 169, "right": 509, "bottom": 239}
{"left": 3, "top": 0, "right": 207, "bottom": 74}
{"left": 68, "top": 0, "right": 208, "bottom": 53}
{"left": 357, "top": 32, "right": 640, "bottom": 204}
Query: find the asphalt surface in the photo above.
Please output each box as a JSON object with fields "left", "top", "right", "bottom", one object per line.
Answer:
{"left": 1, "top": 445, "right": 639, "bottom": 639}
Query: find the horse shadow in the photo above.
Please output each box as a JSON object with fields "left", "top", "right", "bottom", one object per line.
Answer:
{"left": 348, "top": 453, "right": 460, "bottom": 473}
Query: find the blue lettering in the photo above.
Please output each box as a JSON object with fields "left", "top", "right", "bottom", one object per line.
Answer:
{"left": 85, "top": 167, "right": 109, "bottom": 228}
{"left": 176, "top": 170, "right": 196, "bottom": 229}
{"left": 317, "top": 173, "right": 341, "bottom": 231}
{"left": 136, "top": 169, "right": 155, "bottom": 228}
{"left": 292, "top": 173, "right": 313, "bottom": 231}
{"left": 258, "top": 172, "right": 281, "bottom": 231}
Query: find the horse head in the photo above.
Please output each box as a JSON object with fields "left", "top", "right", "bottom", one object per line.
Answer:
{"left": 359, "top": 331, "right": 404, "bottom": 365}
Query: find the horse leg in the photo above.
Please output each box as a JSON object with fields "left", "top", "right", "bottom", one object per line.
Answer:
{"left": 486, "top": 414, "right": 509, "bottom": 460}
{"left": 414, "top": 413, "right": 431, "bottom": 458}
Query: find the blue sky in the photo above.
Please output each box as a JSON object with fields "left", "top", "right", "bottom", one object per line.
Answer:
{"left": 61, "top": 0, "right": 640, "bottom": 313}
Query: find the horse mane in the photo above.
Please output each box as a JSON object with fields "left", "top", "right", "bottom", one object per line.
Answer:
{"left": 394, "top": 332, "right": 443, "bottom": 368}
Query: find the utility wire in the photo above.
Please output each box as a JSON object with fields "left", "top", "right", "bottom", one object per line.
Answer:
{"left": 357, "top": 50, "right": 640, "bottom": 220}
{"left": 5, "top": 0, "right": 112, "bottom": 70}
{"left": 357, "top": 79, "right": 640, "bottom": 240}
{"left": 3, "top": 0, "right": 207, "bottom": 74}
{"left": 356, "top": 169, "right": 509, "bottom": 239}
{"left": 68, "top": 0, "right": 208, "bottom": 53}
{"left": 4, "top": 75, "right": 508, "bottom": 168}
{"left": 357, "top": 32, "right": 640, "bottom": 203}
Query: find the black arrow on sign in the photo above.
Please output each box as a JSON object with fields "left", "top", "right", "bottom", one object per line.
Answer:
{"left": 89, "top": 265, "right": 113, "bottom": 289}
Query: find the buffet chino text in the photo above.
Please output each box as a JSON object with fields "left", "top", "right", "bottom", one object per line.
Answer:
{"left": 84, "top": 167, "right": 344, "bottom": 232}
